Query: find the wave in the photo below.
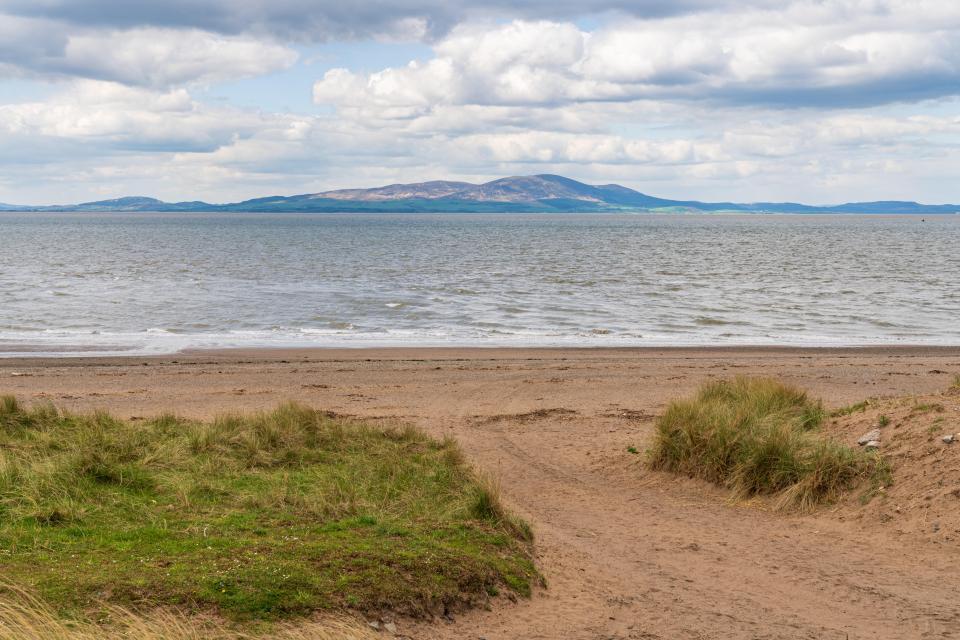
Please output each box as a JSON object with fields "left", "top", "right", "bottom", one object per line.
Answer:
{"left": 1, "top": 326, "right": 958, "bottom": 358}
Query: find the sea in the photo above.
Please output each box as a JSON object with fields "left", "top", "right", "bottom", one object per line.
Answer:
{"left": 1, "top": 212, "right": 958, "bottom": 357}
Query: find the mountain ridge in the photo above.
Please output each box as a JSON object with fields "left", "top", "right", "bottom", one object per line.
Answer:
{"left": 2, "top": 174, "right": 958, "bottom": 214}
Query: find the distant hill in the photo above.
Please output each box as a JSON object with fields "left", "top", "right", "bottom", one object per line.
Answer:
{"left": 3, "top": 175, "right": 958, "bottom": 214}
{"left": 48, "top": 196, "right": 213, "bottom": 212}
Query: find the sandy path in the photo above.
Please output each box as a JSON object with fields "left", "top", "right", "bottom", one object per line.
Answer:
{"left": 3, "top": 347, "right": 959, "bottom": 639}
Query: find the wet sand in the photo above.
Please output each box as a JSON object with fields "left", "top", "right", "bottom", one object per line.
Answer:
{"left": 3, "top": 346, "right": 960, "bottom": 639}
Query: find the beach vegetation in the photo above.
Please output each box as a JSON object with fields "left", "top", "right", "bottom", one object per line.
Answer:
{"left": 0, "top": 397, "right": 535, "bottom": 624}
{"left": 829, "top": 399, "right": 870, "bottom": 417}
{"left": 648, "top": 378, "right": 889, "bottom": 510}
{"left": 911, "top": 401, "right": 945, "bottom": 414}
{"left": 0, "top": 582, "right": 378, "bottom": 640}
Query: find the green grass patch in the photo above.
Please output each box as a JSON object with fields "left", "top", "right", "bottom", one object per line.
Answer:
{"left": 830, "top": 399, "right": 870, "bottom": 417}
{"left": 0, "top": 397, "right": 535, "bottom": 620}
{"left": 911, "top": 402, "right": 945, "bottom": 414}
{"left": 648, "top": 378, "right": 889, "bottom": 510}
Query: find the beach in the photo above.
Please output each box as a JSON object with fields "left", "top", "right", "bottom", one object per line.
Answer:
{"left": 4, "top": 345, "right": 960, "bottom": 639}
{"left": 6, "top": 1, "right": 960, "bottom": 637}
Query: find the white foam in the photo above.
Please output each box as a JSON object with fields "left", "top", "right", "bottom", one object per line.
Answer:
{"left": 1, "top": 325, "right": 956, "bottom": 358}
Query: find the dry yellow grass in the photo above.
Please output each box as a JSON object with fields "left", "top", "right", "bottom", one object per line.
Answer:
{"left": 0, "top": 584, "right": 377, "bottom": 640}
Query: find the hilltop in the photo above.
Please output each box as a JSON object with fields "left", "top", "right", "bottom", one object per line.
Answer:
{"left": 2, "top": 174, "right": 958, "bottom": 214}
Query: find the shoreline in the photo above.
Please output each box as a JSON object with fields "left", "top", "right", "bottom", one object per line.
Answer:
{"left": 2, "top": 343, "right": 960, "bottom": 366}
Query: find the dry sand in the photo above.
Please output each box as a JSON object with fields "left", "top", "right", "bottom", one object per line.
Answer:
{"left": 2, "top": 346, "right": 960, "bottom": 639}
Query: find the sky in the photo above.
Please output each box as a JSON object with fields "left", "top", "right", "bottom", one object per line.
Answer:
{"left": 0, "top": 0, "right": 959, "bottom": 205}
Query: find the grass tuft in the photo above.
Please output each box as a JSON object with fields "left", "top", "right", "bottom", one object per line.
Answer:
{"left": 469, "top": 473, "right": 533, "bottom": 544}
{"left": 952, "top": 374, "right": 960, "bottom": 390}
{"left": 648, "top": 378, "right": 888, "bottom": 510}
{"left": 911, "top": 401, "right": 945, "bottom": 414}
{"left": 0, "top": 397, "right": 535, "bottom": 621}
{"left": 829, "top": 399, "right": 870, "bottom": 417}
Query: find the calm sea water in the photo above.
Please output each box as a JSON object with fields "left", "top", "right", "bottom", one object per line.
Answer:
{"left": 1, "top": 212, "right": 958, "bottom": 356}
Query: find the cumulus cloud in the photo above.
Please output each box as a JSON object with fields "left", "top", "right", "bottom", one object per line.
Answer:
{"left": 61, "top": 29, "right": 298, "bottom": 87}
{"left": 0, "top": 79, "right": 320, "bottom": 165}
{"left": 0, "top": 78, "right": 332, "bottom": 203}
{"left": 4, "top": 75, "right": 957, "bottom": 204}
{"left": 314, "top": 2, "right": 960, "bottom": 110}
{"left": 0, "top": 15, "right": 298, "bottom": 87}
{"left": 438, "top": 112, "right": 960, "bottom": 172}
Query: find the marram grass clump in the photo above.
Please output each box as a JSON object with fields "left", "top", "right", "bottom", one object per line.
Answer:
{"left": 0, "top": 397, "right": 535, "bottom": 623}
{"left": 648, "top": 378, "right": 889, "bottom": 510}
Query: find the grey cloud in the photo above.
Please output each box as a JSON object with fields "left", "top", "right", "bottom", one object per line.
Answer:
{"left": 716, "top": 72, "right": 960, "bottom": 110}
{"left": 0, "top": 0, "right": 777, "bottom": 41}
{"left": 0, "top": 17, "right": 68, "bottom": 73}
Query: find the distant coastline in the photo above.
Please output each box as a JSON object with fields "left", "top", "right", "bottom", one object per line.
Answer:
{"left": 2, "top": 174, "right": 958, "bottom": 215}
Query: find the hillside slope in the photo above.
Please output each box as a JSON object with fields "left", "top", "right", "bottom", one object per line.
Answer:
{"left": 4, "top": 174, "right": 959, "bottom": 213}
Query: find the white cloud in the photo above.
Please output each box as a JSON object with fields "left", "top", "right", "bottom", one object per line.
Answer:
{"left": 61, "top": 29, "right": 299, "bottom": 88}
{"left": 0, "top": 17, "right": 298, "bottom": 87}
{"left": 314, "top": 2, "right": 960, "bottom": 112}
{"left": 0, "top": 81, "right": 269, "bottom": 150}
{"left": 449, "top": 131, "right": 725, "bottom": 165}
{"left": 2, "top": 75, "right": 959, "bottom": 205}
